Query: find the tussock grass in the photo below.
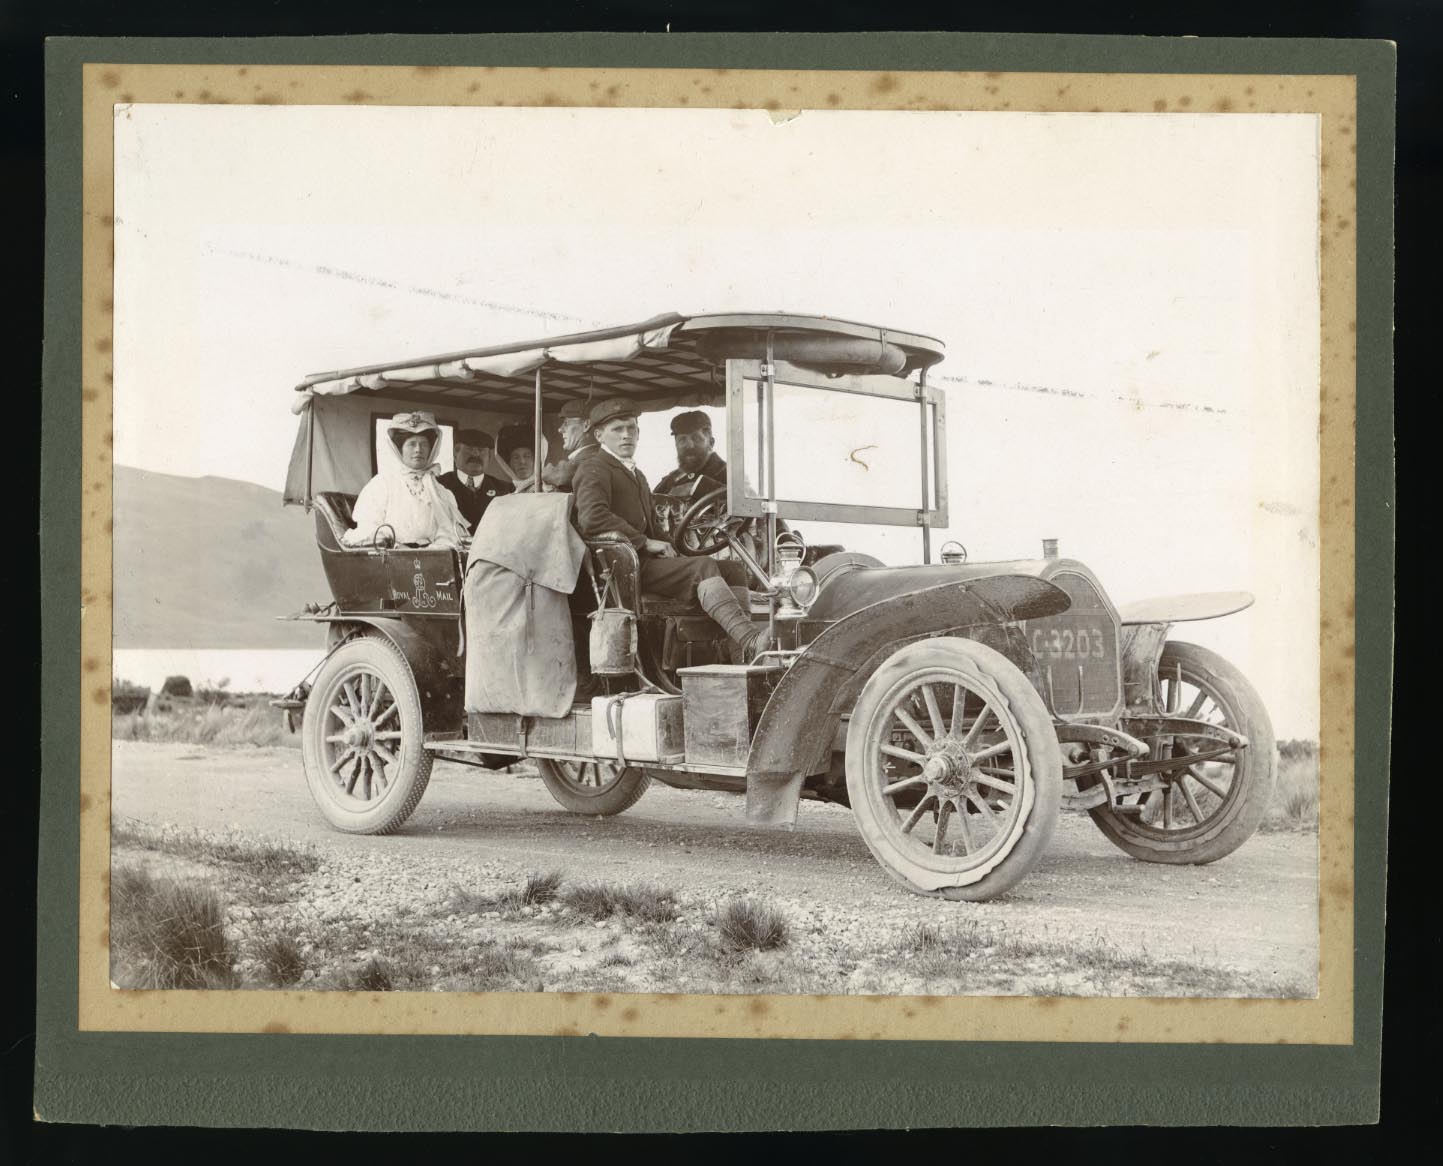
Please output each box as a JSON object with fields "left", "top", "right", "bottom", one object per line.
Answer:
{"left": 110, "top": 863, "right": 238, "bottom": 989}
{"left": 561, "top": 880, "right": 678, "bottom": 924}
{"left": 113, "top": 702, "right": 296, "bottom": 748}
{"left": 1263, "top": 744, "right": 1319, "bottom": 832}
{"left": 337, "top": 956, "right": 394, "bottom": 993}
{"left": 320, "top": 929, "right": 541, "bottom": 992}
{"left": 255, "top": 932, "right": 307, "bottom": 986}
{"left": 112, "top": 820, "right": 321, "bottom": 880}
{"left": 447, "top": 870, "right": 565, "bottom": 917}
{"left": 511, "top": 870, "right": 564, "bottom": 907}
{"left": 716, "top": 897, "right": 789, "bottom": 954}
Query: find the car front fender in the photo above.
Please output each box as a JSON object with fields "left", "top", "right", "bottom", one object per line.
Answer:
{"left": 744, "top": 575, "right": 1071, "bottom": 826}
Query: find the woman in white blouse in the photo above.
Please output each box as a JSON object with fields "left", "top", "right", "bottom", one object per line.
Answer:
{"left": 343, "top": 412, "right": 471, "bottom": 550}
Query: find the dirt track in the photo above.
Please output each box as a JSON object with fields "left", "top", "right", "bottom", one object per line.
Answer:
{"left": 110, "top": 741, "right": 1319, "bottom": 996}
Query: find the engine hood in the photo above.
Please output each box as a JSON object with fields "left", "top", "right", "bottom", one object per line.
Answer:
{"left": 805, "top": 559, "right": 1071, "bottom": 623}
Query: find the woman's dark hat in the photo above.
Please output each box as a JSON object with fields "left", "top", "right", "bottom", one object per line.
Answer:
{"left": 496, "top": 425, "right": 534, "bottom": 460}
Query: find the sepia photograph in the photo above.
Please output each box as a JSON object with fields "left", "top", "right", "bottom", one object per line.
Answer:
{"left": 104, "top": 94, "right": 1323, "bottom": 1010}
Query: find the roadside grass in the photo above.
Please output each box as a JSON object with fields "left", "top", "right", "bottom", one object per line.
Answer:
{"left": 716, "top": 897, "right": 789, "bottom": 955}
{"left": 255, "top": 931, "right": 307, "bottom": 986}
{"left": 113, "top": 702, "right": 297, "bottom": 749}
{"left": 446, "top": 870, "right": 564, "bottom": 918}
{"left": 113, "top": 819, "right": 320, "bottom": 881}
{"left": 1261, "top": 741, "right": 1319, "bottom": 833}
{"left": 314, "top": 925, "right": 545, "bottom": 993}
{"left": 560, "top": 880, "right": 678, "bottom": 924}
{"left": 105, "top": 845, "right": 1312, "bottom": 998}
{"left": 110, "top": 863, "right": 239, "bottom": 989}
{"left": 857, "top": 919, "right": 1310, "bottom": 997}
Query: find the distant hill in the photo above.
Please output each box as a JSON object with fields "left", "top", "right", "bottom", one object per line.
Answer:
{"left": 113, "top": 466, "right": 334, "bottom": 649}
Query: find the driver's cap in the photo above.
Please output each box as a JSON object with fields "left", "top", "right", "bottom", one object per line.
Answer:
{"left": 588, "top": 397, "right": 639, "bottom": 430}
{"left": 669, "top": 410, "right": 711, "bottom": 436}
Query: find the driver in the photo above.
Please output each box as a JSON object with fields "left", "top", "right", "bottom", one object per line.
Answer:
{"left": 573, "top": 398, "right": 766, "bottom": 663}
{"left": 654, "top": 410, "right": 727, "bottom": 499}
{"left": 343, "top": 412, "right": 471, "bottom": 550}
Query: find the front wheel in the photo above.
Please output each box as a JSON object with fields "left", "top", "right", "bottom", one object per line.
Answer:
{"left": 1088, "top": 640, "right": 1275, "bottom": 864}
{"left": 536, "top": 758, "right": 651, "bottom": 815}
{"left": 301, "top": 635, "right": 432, "bottom": 834}
{"left": 845, "top": 637, "right": 1063, "bottom": 901}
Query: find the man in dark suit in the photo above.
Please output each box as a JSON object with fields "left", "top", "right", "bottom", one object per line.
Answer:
{"left": 655, "top": 410, "right": 728, "bottom": 499}
{"left": 573, "top": 398, "right": 765, "bottom": 662}
{"left": 542, "top": 398, "right": 601, "bottom": 492}
{"left": 438, "top": 428, "right": 513, "bottom": 534}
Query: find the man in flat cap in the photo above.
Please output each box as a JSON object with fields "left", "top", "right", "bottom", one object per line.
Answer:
{"left": 573, "top": 398, "right": 766, "bottom": 662}
{"left": 541, "top": 397, "right": 601, "bottom": 492}
{"left": 654, "top": 410, "right": 728, "bottom": 500}
{"left": 438, "top": 428, "right": 513, "bottom": 534}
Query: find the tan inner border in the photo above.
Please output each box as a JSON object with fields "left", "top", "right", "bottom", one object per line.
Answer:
{"left": 78, "top": 63, "right": 1357, "bottom": 1043}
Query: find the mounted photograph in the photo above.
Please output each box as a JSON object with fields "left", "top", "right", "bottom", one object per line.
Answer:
{"left": 105, "top": 98, "right": 1322, "bottom": 1006}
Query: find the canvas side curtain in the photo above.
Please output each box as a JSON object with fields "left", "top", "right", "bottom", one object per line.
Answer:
{"left": 282, "top": 392, "right": 544, "bottom": 506}
{"left": 463, "top": 493, "right": 586, "bottom": 719}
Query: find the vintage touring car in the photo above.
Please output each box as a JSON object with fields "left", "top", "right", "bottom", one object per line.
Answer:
{"left": 277, "top": 311, "right": 1275, "bottom": 901}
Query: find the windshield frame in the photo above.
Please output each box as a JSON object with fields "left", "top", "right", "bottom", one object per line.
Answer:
{"left": 723, "top": 357, "right": 949, "bottom": 531}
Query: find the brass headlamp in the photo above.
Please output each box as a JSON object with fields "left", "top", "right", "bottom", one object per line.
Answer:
{"left": 770, "top": 531, "right": 818, "bottom": 618}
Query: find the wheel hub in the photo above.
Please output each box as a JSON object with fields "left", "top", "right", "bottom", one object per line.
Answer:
{"left": 922, "top": 739, "right": 974, "bottom": 796}
{"left": 344, "top": 723, "right": 371, "bottom": 749}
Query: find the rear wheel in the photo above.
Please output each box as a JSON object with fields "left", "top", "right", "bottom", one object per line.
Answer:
{"left": 301, "top": 636, "right": 432, "bottom": 834}
{"left": 845, "top": 637, "right": 1063, "bottom": 901}
{"left": 1089, "top": 640, "right": 1275, "bottom": 864}
{"left": 536, "top": 758, "right": 651, "bottom": 816}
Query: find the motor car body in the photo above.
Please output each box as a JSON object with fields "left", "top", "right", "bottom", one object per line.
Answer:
{"left": 279, "top": 311, "right": 1275, "bottom": 900}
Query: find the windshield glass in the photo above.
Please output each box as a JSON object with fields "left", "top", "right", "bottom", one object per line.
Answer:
{"left": 737, "top": 375, "right": 932, "bottom": 513}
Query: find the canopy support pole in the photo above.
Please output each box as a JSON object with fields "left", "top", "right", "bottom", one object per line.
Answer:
{"left": 533, "top": 366, "right": 544, "bottom": 491}
{"left": 918, "top": 367, "right": 932, "bottom": 564}
{"left": 764, "top": 332, "right": 779, "bottom": 648}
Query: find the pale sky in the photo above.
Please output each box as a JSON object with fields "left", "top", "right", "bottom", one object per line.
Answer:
{"left": 114, "top": 103, "right": 1320, "bottom": 736}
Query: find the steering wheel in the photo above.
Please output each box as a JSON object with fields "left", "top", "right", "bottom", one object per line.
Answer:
{"left": 671, "top": 485, "right": 756, "bottom": 557}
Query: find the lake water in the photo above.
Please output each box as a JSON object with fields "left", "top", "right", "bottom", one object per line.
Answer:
{"left": 112, "top": 648, "right": 328, "bottom": 695}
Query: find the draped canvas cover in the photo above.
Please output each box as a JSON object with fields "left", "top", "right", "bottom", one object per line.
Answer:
{"left": 464, "top": 493, "right": 586, "bottom": 719}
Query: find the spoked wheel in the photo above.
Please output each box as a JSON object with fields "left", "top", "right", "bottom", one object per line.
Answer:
{"left": 846, "top": 637, "right": 1062, "bottom": 901}
{"left": 536, "top": 758, "right": 651, "bottom": 815}
{"left": 1090, "top": 640, "right": 1275, "bottom": 864}
{"left": 301, "top": 636, "right": 432, "bottom": 834}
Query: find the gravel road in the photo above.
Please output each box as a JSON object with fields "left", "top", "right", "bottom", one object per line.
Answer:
{"left": 110, "top": 741, "right": 1319, "bottom": 996}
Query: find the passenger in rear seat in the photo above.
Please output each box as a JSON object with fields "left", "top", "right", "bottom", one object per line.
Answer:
{"left": 343, "top": 412, "right": 471, "bottom": 551}
{"left": 573, "top": 398, "right": 769, "bottom": 663}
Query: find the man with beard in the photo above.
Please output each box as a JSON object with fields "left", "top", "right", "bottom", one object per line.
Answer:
{"left": 573, "top": 398, "right": 766, "bottom": 662}
{"left": 654, "top": 410, "right": 727, "bottom": 499}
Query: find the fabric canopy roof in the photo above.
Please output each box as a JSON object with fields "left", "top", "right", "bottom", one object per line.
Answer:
{"left": 291, "top": 312, "right": 946, "bottom": 417}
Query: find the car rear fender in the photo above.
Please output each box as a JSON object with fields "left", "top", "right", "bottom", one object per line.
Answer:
{"left": 317, "top": 615, "right": 462, "bottom": 729}
{"left": 1116, "top": 592, "right": 1254, "bottom": 712}
{"left": 744, "top": 575, "right": 1071, "bottom": 826}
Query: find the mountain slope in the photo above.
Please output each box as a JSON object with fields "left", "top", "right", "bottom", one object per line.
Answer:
{"left": 113, "top": 466, "right": 334, "bottom": 648}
